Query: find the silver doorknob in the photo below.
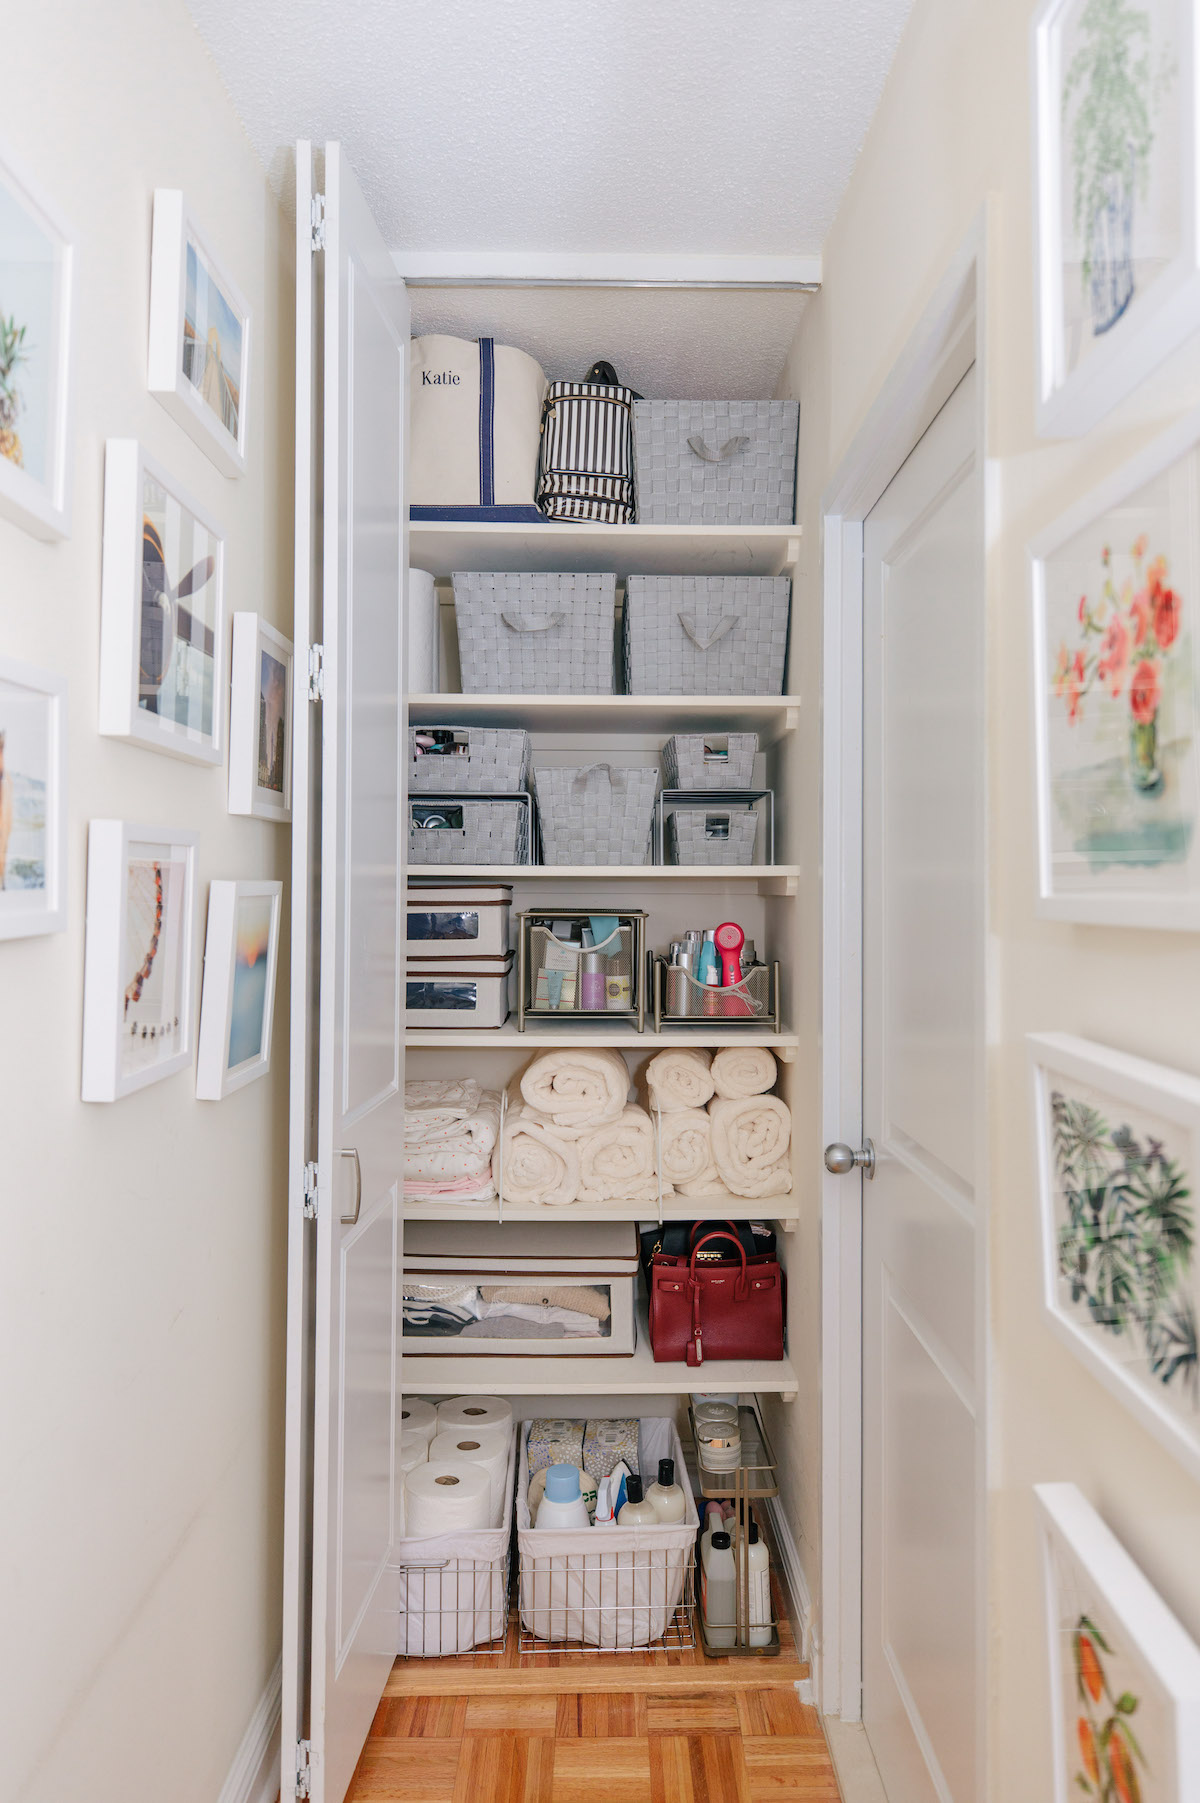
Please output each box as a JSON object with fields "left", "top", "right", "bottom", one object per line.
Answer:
{"left": 824, "top": 1139, "right": 876, "bottom": 1179}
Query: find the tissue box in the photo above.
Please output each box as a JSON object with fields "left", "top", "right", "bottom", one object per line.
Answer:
{"left": 526, "top": 1419, "right": 586, "bottom": 1477}
{"left": 582, "top": 1418, "right": 640, "bottom": 1480}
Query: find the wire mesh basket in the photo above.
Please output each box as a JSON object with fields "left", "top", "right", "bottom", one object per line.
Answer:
{"left": 408, "top": 726, "right": 530, "bottom": 793}
{"left": 408, "top": 796, "right": 532, "bottom": 865}
{"left": 395, "top": 1546, "right": 512, "bottom": 1658}
{"left": 666, "top": 806, "right": 760, "bottom": 866}
{"left": 519, "top": 910, "right": 647, "bottom": 1029}
{"left": 452, "top": 571, "right": 618, "bottom": 694}
{"left": 533, "top": 763, "right": 659, "bottom": 865}
{"left": 652, "top": 956, "right": 780, "bottom": 1030}
{"left": 662, "top": 733, "right": 758, "bottom": 789}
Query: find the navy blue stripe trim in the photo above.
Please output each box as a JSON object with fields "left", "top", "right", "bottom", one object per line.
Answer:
{"left": 409, "top": 504, "right": 549, "bottom": 522}
{"left": 478, "top": 338, "right": 495, "bottom": 506}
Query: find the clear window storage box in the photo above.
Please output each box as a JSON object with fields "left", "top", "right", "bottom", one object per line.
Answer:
{"left": 405, "top": 952, "right": 514, "bottom": 1028}
{"left": 517, "top": 909, "right": 648, "bottom": 1030}
{"left": 632, "top": 398, "right": 798, "bottom": 525}
{"left": 623, "top": 575, "right": 790, "bottom": 697}
{"left": 452, "top": 571, "right": 618, "bottom": 695}
{"left": 408, "top": 726, "right": 531, "bottom": 793}
{"left": 406, "top": 881, "right": 513, "bottom": 958}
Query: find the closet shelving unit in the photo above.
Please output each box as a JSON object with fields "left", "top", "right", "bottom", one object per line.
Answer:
{"left": 403, "top": 516, "right": 803, "bottom": 1402}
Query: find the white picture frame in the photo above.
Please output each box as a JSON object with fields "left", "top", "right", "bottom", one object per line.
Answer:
{"left": 1029, "top": 1031, "right": 1200, "bottom": 1479}
{"left": 99, "top": 439, "right": 226, "bottom": 766}
{"left": 1029, "top": 409, "right": 1200, "bottom": 928}
{"left": 81, "top": 821, "right": 198, "bottom": 1102}
{"left": 228, "top": 614, "right": 293, "bottom": 821}
{"left": 1036, "top": 1483, "right": 1200, "bottom": 1803}
{"left": 196, "top": 878, "right": 283, "bottom": 1099}
{"left": 148, "top": 189, "right": 250, "bottom": 477}
{"left": 1033, "top": 0, "right": 1200, "bottom": 437}
{"left": 0, "top": 654, "right": 66, "bottom": 939}
{"left": 0, "top": 138, "right": 76, "bottom": 539}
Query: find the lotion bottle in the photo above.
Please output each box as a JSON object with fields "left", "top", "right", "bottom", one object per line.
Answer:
{"left": 701, "top": 1530, "right": 736, "bottom": 1648}
{"left": 747, "top": 1519, "right": 772, "bottom": 1646}
{"left": 646, "top": 1457, "right": 687, "bottom": 1524}
{"left": 616, "top": 1474, "right": 657, "bottom": 1526}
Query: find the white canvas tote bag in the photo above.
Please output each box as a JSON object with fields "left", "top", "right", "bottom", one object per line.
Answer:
{"left": 410, "top": 334, "right": 548, "bottom": 521}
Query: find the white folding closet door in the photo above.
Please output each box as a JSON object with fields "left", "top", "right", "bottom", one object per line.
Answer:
{"left": 283, "top": 140, "right": 409, "bottom": 1803}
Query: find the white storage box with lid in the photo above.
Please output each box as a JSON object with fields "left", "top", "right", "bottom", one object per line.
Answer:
{"left": 406, "top": 882, "right": 512, "bottom": 959}
{"left": 405, "top": 952, "right": 514, "bottom": 1029}
{"left": 403, "top": 1220, "right": 640, "bottom": 1357}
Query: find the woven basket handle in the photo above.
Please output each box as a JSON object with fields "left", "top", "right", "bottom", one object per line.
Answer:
{"left": 678, "top": 612, "right": 741, "bottom": 652}
{"left": 500, "top": 610, "right": 567, "bottom": 634}
{"left": 571, "top": 762, "right": 625, "bottom": 793}
{"left": 687, "top": 433, "right": 751, "bottom": 464}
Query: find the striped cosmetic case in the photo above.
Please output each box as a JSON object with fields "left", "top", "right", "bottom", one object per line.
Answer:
{"left": 536, "top": 362, "right": 637, "bottom": 524}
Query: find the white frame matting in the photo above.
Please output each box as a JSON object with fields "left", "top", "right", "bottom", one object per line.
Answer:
{"left": 196, "top": 878, "right": 283, "bottom": 1099}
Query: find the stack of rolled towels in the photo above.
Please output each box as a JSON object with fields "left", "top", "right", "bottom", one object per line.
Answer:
{"left": 404, "top": 1078, "right": 502, "bottom": 1203}
{"left": 400, "top": 1395, "right": 513, "bottom": 1534}
{"left": 648, "top": 1045, "right": 792, "bottom": 1200}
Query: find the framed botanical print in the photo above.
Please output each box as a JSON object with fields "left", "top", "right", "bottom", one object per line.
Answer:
{"left": 195, "top": 879, "right": 283, "bottom": 1099}
{"left": 0, "top": 140, "right": 75, "bottom": 538}
{"left": 1030, "top": 410, "right": 1200, "bottom": 928}
{"left": 99, "top": 439, "right": 226, "bottom": 766}
{"left": 0, "top": 654, "right": 66, "bottom": 939}
{"left": 228, "top": 613, "right": 292, "bottom": 821}
{"left": 148, "top": 189, "right": 249, "bottom": 476}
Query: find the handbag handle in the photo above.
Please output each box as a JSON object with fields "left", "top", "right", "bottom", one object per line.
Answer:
{"left": 500, "top": 610, "right": 567, "bottom": 634}
{"left": 678, "top": 612, "right": 741, "bottom": 653}
{"left": 571, "top": 762, "right": 625, "bottom": 793}
{"left": 689, "top": 1230, "right": 748, "bottom": 1298}
{"left": 689, "top": 1218, "right": 745, "bottom": 1253}
{"left": 687, "top": 433, "right": 751, "bottom": 464}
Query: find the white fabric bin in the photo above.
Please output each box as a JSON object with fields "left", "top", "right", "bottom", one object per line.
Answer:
{"left": 409, "top": 335, "right": 547, "bottom": 523}
{"left": 405, "top": 883, "right": 513, "bottom": 959}
{"left": 405, "top": 954, "right": 514, "bottom": 1028}
{"left": 395, "top": 1425, "right": 516, "bottom": 1657}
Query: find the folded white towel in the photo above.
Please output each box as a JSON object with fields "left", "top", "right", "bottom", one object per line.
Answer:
{"left": 709, "top": 1094, "right": 793, "bottom": 1197}
{"left": 577, "top": 1104, "right": 667, "bottom": 1203}
{"left": 404, "top": 1089, "right": 502, "bottom": 1184}
{"left": 657, "top": 1107, "right": 724, "bottom": 1194}
{"left": 496, "top": 1103, "right": 580, "bottom": 1206}
{"left": 710, "top": 1046, "right": 778, "bottom": 1100}
{"left": 518, "top": 1048, "right": 630, "bottom": 1131}
{"left": 646, "top": 1047, "right": 715, "bottom": 1113}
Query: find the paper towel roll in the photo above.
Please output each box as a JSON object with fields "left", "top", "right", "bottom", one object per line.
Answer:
{"left": 404, "top": 1459, "right": 492, "bottom": 1538}
{"left": 430, "top": 1427, "right": 510, "bottom": 1528}
{"left": 436, "top": 1396, "right": 513, "bottom": 1437}
{"left": 400, "top": 1398, "right": 439, "bottom": 1451}
{"left": 407, "top": 568, "right": 440, "bottom": 694}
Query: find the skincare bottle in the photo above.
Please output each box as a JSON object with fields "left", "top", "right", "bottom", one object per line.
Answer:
{"left": 580, "top": 950, "right": 606, "bottom": 1011}
{"left": 696, "top": 931, "right": 719, "bottom": 986}
{"left": 616, "top": 1474, "right": 657, "bottom": 1526}
{"left": 646, "top": 1457, "right": 687, "bottom": 1524}
{"left": 747, "top": 1520, "right": 772, "bottom": 1646}
{"left": 536, "top": 1464, "right": 592, "bottom": 1530}
{"left": 701, "top": 1531, "right": 737, "bottom": 1648}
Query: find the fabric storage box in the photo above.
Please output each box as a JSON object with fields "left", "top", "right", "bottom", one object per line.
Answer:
{"left": 667, "top": 805, "right": 760, "bottom": 866}
{"left": 403, "top": 1220, "right": 640, "bottom": 1358}
{"left": 517, "top": 909, "right": 648, "bottom": 1030}
{"left": 533, "top": 763, "right": 659, "bottom": 864}
{"left": 409, "top": 726, "right": 530, "bottom": 793}
{"left": 409, "top": 335, "right": 547, "bottom": 523}
{"left": 516, "top": 1417, "right": 697, "bottom": 1650}
{"left": 632, "top": 399, "right": 798, "bottom": 525}
{"left": 452, "top": 571, "right": 617, "bottom": 694}
{"left": 395, "top": 1425, "right": 516, "bottom": 1656}
{"left": 406, "top": 882, "right": 512, "bottom": 958}
{"left": 405, "top": 953, "right": 514, "bottom": 1028}
{"left": 662, "top": 732, "right": 758, "bottom": 789}
{"left": 624, "top": 575, "right": 790, "bottom": 697}
{"left": 408, "top": 796, "right": 531, "bottom": 865}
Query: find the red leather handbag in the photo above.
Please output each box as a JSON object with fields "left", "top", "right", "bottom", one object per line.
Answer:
{"left": 647, "top": 1227, "right": 786, "bottom": 1366}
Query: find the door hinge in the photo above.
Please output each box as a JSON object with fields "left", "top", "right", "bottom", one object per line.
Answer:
{"left": 310, "top": 192, "right": 326, "bottom": 252}
{"left": 302, "top": 1161, "right": 319, "bottom": 1220}
{"left": 295, "top": 1738, "right": 312, "bottom": 1797}
{"left": 307, "top": 643, "right": 325, "bottom": 702}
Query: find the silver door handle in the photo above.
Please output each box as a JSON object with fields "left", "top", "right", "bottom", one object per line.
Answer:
{"left": 824, "top": 1139, "right": 876, "bottom": 1179}
{"left": 339, "top": 1148, "right": 362, "bottom": 1224}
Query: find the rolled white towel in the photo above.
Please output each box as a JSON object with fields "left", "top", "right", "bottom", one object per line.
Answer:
{"left": 646, "top": 1047, "right": 715, "bottom": 1113}
{"left": 519, "top": 1048, "right": 630, "bottom": 1131}
{"left": 577, "top": 1104, "right": 669, "bottom": 1203}
{"left": 710, "top": 1045, "right": 778, "bottom": 1099}
{"left": 709, "top": 1094, "right": 793, "bottom": 1197}
{"left": 657, "top": 1107, "right": 724, "bottom": 1195}
{"left": 496, "top": 1103, "right": 580, "bottom": 1206}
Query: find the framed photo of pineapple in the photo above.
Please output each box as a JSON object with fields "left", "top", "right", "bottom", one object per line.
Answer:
{"left": 1033, "top": 0, "right": 1200, "bottom": 437}
{"left": 1035, "top": 1484, "right": 1200, "bottom": 1803}
{"left": 227, "top": 613, "right": 292, "bottom": 821}
{"left": 148, "top": 190, "right": 249, "bottom": 477}
{"left": 1029, "top": 1032, "right": 1200, "bottom": 1478}
{"left": 0, "top": 140, "right": 75, "bottom": 539}
{"left": 1030, "top": 410, "right": 1200, "bottom": 928}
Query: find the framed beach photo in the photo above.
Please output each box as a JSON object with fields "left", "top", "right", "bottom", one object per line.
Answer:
{"left": 196, "top": 879, "right": 282, "bottom": 1099}
{"left": 1035, "top": 1483, "right": 1200, "bottom": 1803}
{"left": 0, "top": 140, "right": 75, "bottom": 538}
{"left": 228, "top": 614, "right": 292, "bottom": 821}
{"left": 0, "top": 655, "right": 66, "bottom": 939}
{"left": 1033, "top": 0, "right": 1200, "bottom": 437}
{"left": 81, "top": 821, "right": 198, "bottom": 1102}
{"left": 148, "top": 189, "right": 249, "bottom": 476}
{"left": 99, "top": 439, "right": 226, "bottom": 766}
{"left": 1029, "top": 1032, "right": 1200, "bottom": 1478}
{"left": 1030, "top": 410, "right": 1200, "bottom": 928}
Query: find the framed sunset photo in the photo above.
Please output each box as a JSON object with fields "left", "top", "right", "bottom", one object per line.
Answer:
{"left": 228, "top": 613, "right": 292, "bottom": 821}
{"left": 196, "top": 879, "right": 282, "bottom": 1099}
{"left": 148, "top": 189, "right": 250, "bottom": 476}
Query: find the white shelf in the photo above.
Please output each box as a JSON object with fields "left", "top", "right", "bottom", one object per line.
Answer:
{"left": 408, "top": 864, "right": 798, "bottom": 894}
{"left": 405, "top": 1022, "right": 798, "bottom": 1056}
{"left": 403, "top": 1194, "right": 800, "bottom": 1228}
{"left": 409, "top": 519, "right": 800, "bottom": 579}
{"left": 408, "top": 693, "right": 800, "bottom": 737}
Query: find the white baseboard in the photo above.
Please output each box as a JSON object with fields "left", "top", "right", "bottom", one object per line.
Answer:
{"left": 762, "top": 1489, "right": 816, "bottom": 1680}
{"left": 823, "top": 1719, "right": 889, "bottom": 1803}
{"left": 218, "top": 1654, "right": 283, "bottom": 1803}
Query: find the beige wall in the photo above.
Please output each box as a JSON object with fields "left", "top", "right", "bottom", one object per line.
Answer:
{"left": 781, "top": 0, "right": 1200, "bottom": 1792}
{"left": 1, "top": 4, "right": 292, "bottom": 1798}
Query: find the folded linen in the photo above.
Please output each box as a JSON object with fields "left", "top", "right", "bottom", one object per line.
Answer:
{"left": 480, "top": 1283, "right": 610, "bottom": 1320}
{"left": 646, "top": 1047, "right": 715, "bottom": 1113}
{"left": 405, "top": 1171, "right": 497, "bottom": 1204}
{"left": 577, "top": 1104, "right": 668, "bottom": 1203}
{"left": 709, "top": 1094, "right": 793, "bottom": 1197}
{"left": 404, "top": 1089, "right": 502, "bottom": 1191}
{"left": 518, "top": 1048, "right": 630, "bottom": 1131}
{"left": 404, "top": 1076, "right": 483, "bottom": 1128}
{"left": 657, "top": 1107, "right": 727, "bottom": 1197}
{"left": 496, "top": 1103, "right": 580, "bottom": 1206}
{"left": 461, "top": 1316, "right": 566, "bottom": 1340}
{"left": 709, "top": 1045, "right": 778, "bottom": 1100}
{"left": 479, "top": 1300, "right": 603, "bottom": 1336}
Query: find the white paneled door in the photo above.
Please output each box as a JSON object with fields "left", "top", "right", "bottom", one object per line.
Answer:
{"left": 861, "top": 368, "right": 985, "bottom": 1803}
{"left": 283, "top": 141, "right": 409, "bottom": 1803}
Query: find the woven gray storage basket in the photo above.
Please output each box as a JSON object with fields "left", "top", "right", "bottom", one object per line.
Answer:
{"left": 632, "top": 400, "right": 798, "bottom": 525}
{"left": 452, "top": 572, "right": 617, "bottom": 694}
{"left": 662, "top": 732, "right": 758, "bottom": 789}
{"left": 533, "top": 764, "right": 659, "bottom": 865}
{"left": 667, "top": 807, "right": 759, "bottom": 866}
{"left": 407, "top": 726, "right": 530, "bottom": 793}
{"left": 408, "top": 798, "right": 529, "bottom": 866}
{"left": 624, "top": 576, "right": 789, "bottom": 696}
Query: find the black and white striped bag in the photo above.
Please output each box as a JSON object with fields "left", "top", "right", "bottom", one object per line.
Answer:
{"left": 537, "top": 363, "right": 637, "bottom": 524}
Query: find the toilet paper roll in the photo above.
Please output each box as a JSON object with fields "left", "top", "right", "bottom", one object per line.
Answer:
{"left": 400, "top": 1431, "right": 430, "bottom": 1476}
{"left": 436, "top": 1396, "right": 513, "bottom": 1437}
{"left": 407, "top": 568, "right": 441, "bottom": 695}
{"left": 429, "top": 1427, "right": 510, "bottom": 1528}
{"left": 404, "top": 1459, "right": 492, "bottom": 1538}
{"left": 399, "top": 1398, "right": 438, "bottom": 1451}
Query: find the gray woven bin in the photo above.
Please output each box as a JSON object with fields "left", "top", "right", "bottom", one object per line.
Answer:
{"left": 624, "top": 576, "right": 789, "bottom": 696}
{"left": 452, "top": 571, "right": 617, "bottom": 694}
{"left": 667, "top": 807, "right": 760, "bottom": 866}
{"left": 662, "top": 733, "right": 758, "bottom": 789}
{"left": 533, "top": 764, "right": 659, "bottom": 865}
{"left": 632, "top": 400, "right": 798, "bottom": 524}
{"left": 408, "top": 726, "right": 530, "bottom": 793}
{"left": 408, "top": 798, "right": 530, "bottom": 866}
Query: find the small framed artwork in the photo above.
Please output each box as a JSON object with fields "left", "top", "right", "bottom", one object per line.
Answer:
{"left": 1030, "top": 409, "right": 1200, "bottom": 928}
{"left": 0, "top": 140, "right": 75, "bottom": 538}
{"left": 1030, "top": 1032, "right": 1200, "bottom": 1478}
{"left": 1036, "top": 1483, "right": 1200, "bottom": 1802}
{"left": 228, "top": 614, "right": 292, "bottom": 821}
{"left": 0, "top": 655, "right": 66, "bottom": 939}
{"left": 99, "top": 439, "right": 226, "bottom": 765}
{"left": 81, "top": 821, "right": 198, "bottom": 1102}
{"left": 1033, "top": 0, "right": 1200, "bottom": 437}
{"left": 148, "top": 189, "right": 249, "bottom": 476}
{"left": 196, "top": 879, "right": 283, "bottom": 1099}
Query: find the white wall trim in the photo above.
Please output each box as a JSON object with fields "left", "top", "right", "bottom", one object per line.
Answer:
{"left": 391, "top": 249, "right": 821, "bottom": 290}
{"left": 763, "top": 1489, "right": 818, "bottom": 1694}
{"left": 218, "top": 1654, "right": 283, "bottom": 1803}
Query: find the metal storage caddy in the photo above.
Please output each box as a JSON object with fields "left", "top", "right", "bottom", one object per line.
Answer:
{"left": 688, "top": 1401, "right": 783, "bottom": 1658}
